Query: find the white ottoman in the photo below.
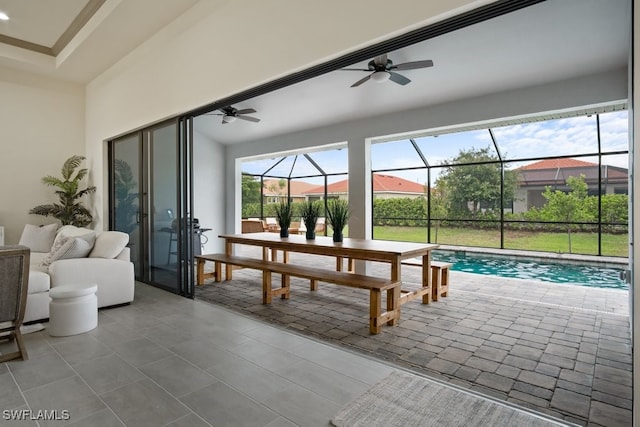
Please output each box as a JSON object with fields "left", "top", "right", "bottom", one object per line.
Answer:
{"left": 49, "top": 284, "right": 98, "bottom": 337}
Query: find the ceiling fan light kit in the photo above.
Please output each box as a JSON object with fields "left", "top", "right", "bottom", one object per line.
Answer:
{"left": 370, "top": 71, "right": 390, "bottom": 83}
{"left": 342, "top": 53, "right": 434, "bottom": 87}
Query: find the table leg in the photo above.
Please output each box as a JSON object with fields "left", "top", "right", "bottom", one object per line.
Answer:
{"left": 387, "top": 285, "right": 400, "bottom": 326}
{"left": 262, "top": 270, "right": 272, "bottom": 304}
{"left": 370, "top": 289, "right": 382, "bottom": 334}
{"left": 336, "top": 256, "right": 343, "bottom": 272}
{"left": 196, "top": 258, "right": 204, "bottom": 286}
{"left": 422, "top": 253, "right": 432, "bottom": 304}
{"left": 225, "top": 240, "right": 232, "bottom": 280}
{"left": 281, "top": 250, "right": 290, "bottom": 296}
{"left": 387, "top": 257, "right": 402, "bottom": 326}
{"left": 214, "top": 261, "right": 222, "bottom": 282}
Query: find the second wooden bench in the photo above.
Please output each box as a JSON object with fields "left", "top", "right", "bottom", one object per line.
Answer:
{"left": 195, "top": 253, "right": 401, "bottom": 334}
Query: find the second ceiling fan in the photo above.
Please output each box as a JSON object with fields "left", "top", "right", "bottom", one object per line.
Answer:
{"left": 207, "top": 106, "right": 261, "bottom": 124}
{"left": 342, "top": 53, "right": 434, "bottom": 87}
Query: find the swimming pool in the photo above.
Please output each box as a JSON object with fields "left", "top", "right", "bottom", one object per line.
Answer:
{"left": 431, "top": 251, "right": 628, "bottom": 290}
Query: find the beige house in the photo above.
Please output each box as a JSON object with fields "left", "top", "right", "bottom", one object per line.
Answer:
{"left": 514, "top": 158, "right": 628, "bottom": 212}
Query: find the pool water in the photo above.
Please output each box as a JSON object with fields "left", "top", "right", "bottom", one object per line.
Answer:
{"left": 431, "top": 251, "right": 628, "bottom": 290}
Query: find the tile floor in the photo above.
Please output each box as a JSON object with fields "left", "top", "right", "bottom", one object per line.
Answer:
{"left": 0, "top": 249, "right": 631, "bottom": 426}
{"left": 196, "top": 248, "right": 632, "bottom": 427}
{"left": 0, "top": 283, "right": 563, "bottom": 427}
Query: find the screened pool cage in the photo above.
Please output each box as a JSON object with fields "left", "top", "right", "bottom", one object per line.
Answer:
{"left": 242, "top": 109, "right": 629, "bottom": 257}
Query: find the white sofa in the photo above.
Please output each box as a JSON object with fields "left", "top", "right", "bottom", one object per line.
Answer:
{"left": 19, "top": 224, "right": 135, "bottom": 323}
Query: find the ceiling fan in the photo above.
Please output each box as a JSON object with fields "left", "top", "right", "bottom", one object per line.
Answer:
{"left": 342, "top": 54, "right": 434, "bottom": 87}
{"left": 207, "top": 106, "right": 261, "bottom": 124}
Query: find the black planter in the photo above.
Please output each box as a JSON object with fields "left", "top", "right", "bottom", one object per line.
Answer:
{"left": 333, "top": 230, "right": 343, "bottom": 242}
{"left": 280, "top": 228, "right": 289, "bottom": 238}
{"left": 305, "top": 229, "right": 315, "bottom": 240}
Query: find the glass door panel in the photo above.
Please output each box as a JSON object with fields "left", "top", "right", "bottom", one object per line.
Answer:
{"left": 109, "top": 118, "right": 193, "bottom": 296}
{"left": 147, "top": 122, "right": 179, "bottom": 292}
{"left": 111, "top": 134, "right": 142, "bottom": 279}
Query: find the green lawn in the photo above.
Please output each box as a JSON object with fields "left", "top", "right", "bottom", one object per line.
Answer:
{"left": 372, "top": 226, "right": 628, "bottom": 258}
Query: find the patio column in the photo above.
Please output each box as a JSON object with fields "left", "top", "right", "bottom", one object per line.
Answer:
{"left": 348, "top": 136, "right": 373, "bottom": 274}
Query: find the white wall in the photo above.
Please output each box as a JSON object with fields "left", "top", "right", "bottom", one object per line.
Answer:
{"left": 193, "top": 128, "right": 225, "bottom": 253}
{"left": 84, "top": 0, "right": 490, "bottom": 231}
{"left": 0, "top": 67, "right": 85, "bottom": 244}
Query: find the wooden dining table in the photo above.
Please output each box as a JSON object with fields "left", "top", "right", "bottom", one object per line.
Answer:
{"left": 219, "top": 232, "right": 439, "bottom": 306}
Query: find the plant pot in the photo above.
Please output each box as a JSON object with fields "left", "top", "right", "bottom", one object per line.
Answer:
{"left": 280, "top": 228, "right": 289, "bottom": 238}
{"left": 305, "top": 229, "right": 315, "bottom": 240}
{"left": 333, "top": 230, "right": 343, "bottom": 242}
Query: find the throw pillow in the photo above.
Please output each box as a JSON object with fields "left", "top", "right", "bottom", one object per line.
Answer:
{"left": 53, "top": 226, "right": 96, "bottom": 248}
{"left": 18, "top": 223, "right": 59, "bottom": 252}
{"left": 89, "top": 231, "right": 129, "bottom": 259}
{"left": 40, "top": 235, "right": 94, "bottom": 267}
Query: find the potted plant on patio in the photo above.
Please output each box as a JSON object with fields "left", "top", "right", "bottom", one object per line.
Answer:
{"left": 326, "top": 199, "right": 349, "bottom": 242}
{"left": 274, "top": 200, "right": 293, "bottom": 237}
{"left": 300, "top": 200, "right": 321, "bottom": 240}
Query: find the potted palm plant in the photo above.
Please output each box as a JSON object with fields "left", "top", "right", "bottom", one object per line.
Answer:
{"left": 299, "top": 200, "right": 321, "bottom": 240}
{"left": 327, "top": 199, "right": 350, "bottom": 242}
{"left": 29, "top": 155, "right": 96, "bottom": 227}
{"left": 274, "top": 201, "right": 293, "bottom": 237}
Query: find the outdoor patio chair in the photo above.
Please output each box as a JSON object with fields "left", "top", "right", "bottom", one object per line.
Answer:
{"left": 242, "top": 219, "right": 265, "bottom": 233}
{"left": 0, "top": 245, "right": 31, "bottom": 362}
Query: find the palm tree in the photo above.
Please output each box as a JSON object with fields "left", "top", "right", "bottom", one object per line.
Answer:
{"left": 29, "top": 155, "right": 96, "bottom": 227}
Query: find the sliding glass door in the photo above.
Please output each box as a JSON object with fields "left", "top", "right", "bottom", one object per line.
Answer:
{"left": 109, "top": 117, "right": 194, "bottom": 297}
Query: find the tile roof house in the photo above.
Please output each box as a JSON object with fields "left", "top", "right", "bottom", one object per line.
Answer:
{"left": 304, "top": 174, "right": 426, "bottom": 200}
{"left": 513, "top": 158, "right": 628, "bottom": 212}
{"left": 262, "top": 179, "right": 318, "bottom": 203}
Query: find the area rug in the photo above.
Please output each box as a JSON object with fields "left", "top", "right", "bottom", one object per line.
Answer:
{"left": 331, "top": 371, "right": 568, "bottom": 427}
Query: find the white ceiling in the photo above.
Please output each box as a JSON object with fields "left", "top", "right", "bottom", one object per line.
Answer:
{"left": 0, "top": 0, "right": 199, "bottom": 82}
{"left": 0, "top": 0, "right": 631, "bottom": 146}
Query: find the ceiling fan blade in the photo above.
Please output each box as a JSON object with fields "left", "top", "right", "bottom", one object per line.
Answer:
{"left": 341, "top": 68, "right": 370, "bottom": 71}
{"left": 388, "top": 72, "right": 411, "bottom": 86}
{"left": 351, "top": 74, "right": 372, "bottom": 87}
{"left": 237, "top": 115, "right": 261, "bottom": 123}
{"left": 234, "top": 108, "right": 256, "bottom": 115}
{"left": 373, "top": 54, "right": 387, "bottom": 67}
{"left": 392, "top": 59, "right": 434, "bottom": 71}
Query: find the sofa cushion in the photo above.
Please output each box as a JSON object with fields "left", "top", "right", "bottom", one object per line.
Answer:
{"left": 28, "top": 268, "right": 50, "bottom": 294}
{"left": 53, "top": 225, "right": 96, "bottom": 248}
{"left": 41, "top": 234, "right": 94, "bottom": 267}
{"left": 89, "top": 232, "right": 129, "bottom": 259}
{"left": 19, "top": 223, "right": 58, "bottom": 252}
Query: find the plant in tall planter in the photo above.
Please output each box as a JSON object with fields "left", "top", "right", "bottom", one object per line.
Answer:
{"left": 327, "top": 199, "right": 350, "bottom": 242}
{"left": 300, "top": 200, "right": 321, "bottom": 240}
{"left": 29, "top": 155, "right": 96, "bottom": 227}
{"left": 274, "top": 201, "right": 293, "bottom": 237}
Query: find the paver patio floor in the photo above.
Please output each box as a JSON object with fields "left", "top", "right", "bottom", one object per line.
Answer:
{"left": 195, "top": 248, "right": 631, "bottom": 427}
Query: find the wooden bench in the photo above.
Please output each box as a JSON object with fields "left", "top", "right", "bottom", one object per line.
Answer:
{"left": 431, "top": 261, "right": 452, "bottom": 301}
{"left": 195, "top": 253, "right": 401, "bottom": 334}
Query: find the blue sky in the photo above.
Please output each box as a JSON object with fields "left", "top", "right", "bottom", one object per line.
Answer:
{"left": 243, "top": 111, "right": 628, "bottom": 185}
